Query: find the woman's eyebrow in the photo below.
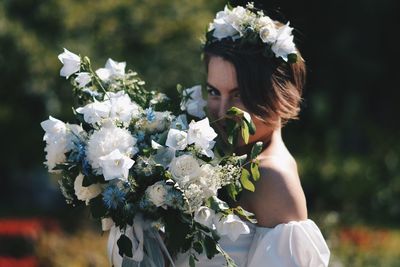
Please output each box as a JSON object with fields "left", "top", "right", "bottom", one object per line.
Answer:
{"left": 206, "top": 82, "right": 239, "bottom": 93}
{"left": 206, "top": 82, "right": 219, "bottom": 92}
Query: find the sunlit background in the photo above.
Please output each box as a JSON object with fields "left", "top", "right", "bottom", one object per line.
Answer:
{"left": 0, "top": 0, "right": 399, "bottom": 266}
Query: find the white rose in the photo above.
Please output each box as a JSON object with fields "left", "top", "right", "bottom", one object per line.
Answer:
{"left": 229, "top": 6, "right": 250, "bottom": 32}
{"left": 180, "top": 85, "right": 207, "bottom": 118}
{"left": 197, "top": 164, "right": 220, "bottom": 198}
{"left": 212, "top": 19, "right": 237, "bottom": 40}
{"left": 98, "top": 149, "right": 135, "bottom": 181}
{"left": 76, "top": 100, "right": 111, "bottom": 125}
{"left": 271, "top": 22, "right": 297, "bottom": 62}
{"left": 146, "top": 181, "right": 167, "bottom": 207}
{"left": 214, "top": 213, "right": 250, "bottom": 242}
{"left": 74, "top": 72, "right": 91, "bottom": 88}
{"left": 166, "top": 128, "right": 187, "bottom": 151}
{"left": 169, "top": 154, "right": 201, "bottom": 185}
{"left": 210, "top": 7, "right": 239, "bottom": 39}
{"left": 194, "top": 206, "right": 215, "bottom": 229}
{"left": 257, "top": 16, "right": 274, "bottom": 29}
{"left": 73, "top": 173, "right": 102, "bottom": 205}
{"left": 58, "top": 48, "right": 81, "bottom": 78}
{"left": 187, "top": 118, "right": 218, "bottom": 158}
{"left": 259, "top": 24, "right": 278, "bottom": 43}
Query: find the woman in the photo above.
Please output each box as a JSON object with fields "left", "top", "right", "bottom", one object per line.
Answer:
{"left": 175, "top": 3, "right": 330, "bottom": 267}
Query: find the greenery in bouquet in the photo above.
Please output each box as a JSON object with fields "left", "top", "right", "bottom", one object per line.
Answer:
{"left": 40, "top": 49, "right": 263, "bottom": 267}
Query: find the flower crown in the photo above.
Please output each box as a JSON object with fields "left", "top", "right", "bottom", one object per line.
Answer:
{"left": 204, "top": 2, "right": 298, "bottom": 63}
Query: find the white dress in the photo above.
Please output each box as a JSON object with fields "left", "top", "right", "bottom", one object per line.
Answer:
{"left": 174, "top": 219, "right": 330, "bottom": 267}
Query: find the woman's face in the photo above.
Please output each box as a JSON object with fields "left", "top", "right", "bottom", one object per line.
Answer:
{"left": 206, "top": 56, "right": 273, "bottom": 146}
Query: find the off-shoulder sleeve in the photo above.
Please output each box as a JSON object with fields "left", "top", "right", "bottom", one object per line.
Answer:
{"left": 246, "top": 219, "right": 330, "bottom": 267}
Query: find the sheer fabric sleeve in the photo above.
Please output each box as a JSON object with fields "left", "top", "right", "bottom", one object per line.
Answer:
{"left": 246, "top": 219, "right": 330, "bottom": 267}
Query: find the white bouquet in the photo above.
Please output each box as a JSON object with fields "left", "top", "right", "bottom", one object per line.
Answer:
{"left": 41, "top": 49, "right": 263, "bottom": 267}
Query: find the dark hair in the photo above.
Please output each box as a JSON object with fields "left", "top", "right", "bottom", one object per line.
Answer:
{"left": 203, "top": 32, "right": 306, "bottom": 128}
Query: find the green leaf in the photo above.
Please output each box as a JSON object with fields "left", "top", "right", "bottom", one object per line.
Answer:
{"left": 241, "top": 121, "right": 249, "bottom": 144}
{"left": 210, "top": 229, "right": 220, "bottom": 242}
{"left": 236, "top": 154, "right": 248, "bottom": 165}
{"left": 242, "top": 111, "right": 256, "bottom": 135}
{"left": 227, "top": 124, "right": 239, "bottom": 145}
{"left": 189, "top": 254, "right": 196, "bottom": 267}
{"left": 53, "top": 163, "right": 75, "bottom": 171}
{"left": 243, "top": 111, "right": 251, "bottom": 124}
{"left": 89, "top": 195, "right": 107, "bottom": 219}
{"left": 117, "top": 234, "right": 133, "bottom": 257}
{"left": 251, "top": 160, "right": 260, "bottom": 181}
{"left": 250, "top": 142, "right": 263, "bottom": 159}
{"left": 193, "top": 241, "right": 203, "bottom": 254}
{"left": 234, "top": 206, "right": 257, "bottom": 224}
{"left": 206, "top": 196, "right": 229, "bottom": 212}
{"left": 203, "top": 235, "right": 219, "bottom": 259}
{"left": 247, "top": 120, "right": 256, "bottom": 135}
{"left": 225, "top": 183, "right": 238, "bottom": 201}
{"left": 82, "top": 175, "right": 97, "bottom": 187}
{"left": 226, "top": 107, "right": 244, "bottom": 117}
{"left": 240, "top": 169, "right": 255, "bottom": 192}
{"left": 83, "top": 56, "right": 91, "bottom": 67}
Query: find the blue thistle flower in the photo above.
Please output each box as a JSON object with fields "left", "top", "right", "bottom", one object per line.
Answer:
{"left": 103, "top": 185, "right": 126, "bottom": 210}
{"left": 138, "top": 197, "right": 151, "bottom": 210}
{"left": 76, "top": 142, "right": 86, "bottom": 162}
{"left": 68, "top": 141, "right": 86, "bottom": 163}
{"left": 165, "top": 190, "right": 183, "bottom": 209}
{"left": 136, "top": 131, "right": 145, "bottom": 142}
{"left": 145, "top": 107, "right": 156, "bottom": 122}
{"left": 82, "top": 159, "right": 91, "bottom": 176}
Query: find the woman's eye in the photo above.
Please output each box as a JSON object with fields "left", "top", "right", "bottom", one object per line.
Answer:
{"left": 233, "top": 92, "right": 241, "bottom": 98}
{"left": 207, "top": 87, "right": 219, "bottom": 96}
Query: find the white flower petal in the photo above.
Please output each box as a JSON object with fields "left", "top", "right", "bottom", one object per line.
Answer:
{"left": 74, "top": 72, "right": 91, "bottom": 88}
{"left": 214, "top": 214, "right": 250, "bottom": 242}
{"left": 58, "top": 48, "right": 81, "bottom": 78}
{"left": 74, "top": 173, "right": 102, "bottom": 205}
{"left": 96, "top": 68, "right": 112, "bottom": 81}
{"left": 99, "top": 149, "right": 135, "bottom": 181}
{"left": 194, "top": 206, "right": 216, "bottom": 229}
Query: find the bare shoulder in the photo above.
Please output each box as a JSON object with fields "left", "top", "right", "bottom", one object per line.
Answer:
{"left": 241, "top": 155, "right": 308, "bottom": 228}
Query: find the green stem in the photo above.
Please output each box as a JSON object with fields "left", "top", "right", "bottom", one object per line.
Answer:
{"left": 88, "top": 65, "right": 110, "bottom": 99}
{"left": 209, "top": 116, "right": 226, "bottom": 124}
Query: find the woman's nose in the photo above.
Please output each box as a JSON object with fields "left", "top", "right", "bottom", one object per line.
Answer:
{"left": 218, "top": 97, "right": 232, "bottom": 119}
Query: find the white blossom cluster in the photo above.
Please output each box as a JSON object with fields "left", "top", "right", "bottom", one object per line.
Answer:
{"left": 42, "top": 49, "right": 256, "bottom": 267}
{"left": 208, "top": 3, "right": 297, "bottom": 62}
{"left": 40, "top": 116, "right": 84, "bottom": 172}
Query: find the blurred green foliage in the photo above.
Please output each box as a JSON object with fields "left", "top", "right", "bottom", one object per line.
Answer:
{"left": 0, "top": 0, "right": 398, "bottom": 228}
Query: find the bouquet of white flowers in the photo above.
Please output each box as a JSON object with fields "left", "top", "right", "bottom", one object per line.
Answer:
{"left": 41, "top": 49, "right": 263, "bottom": 267}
